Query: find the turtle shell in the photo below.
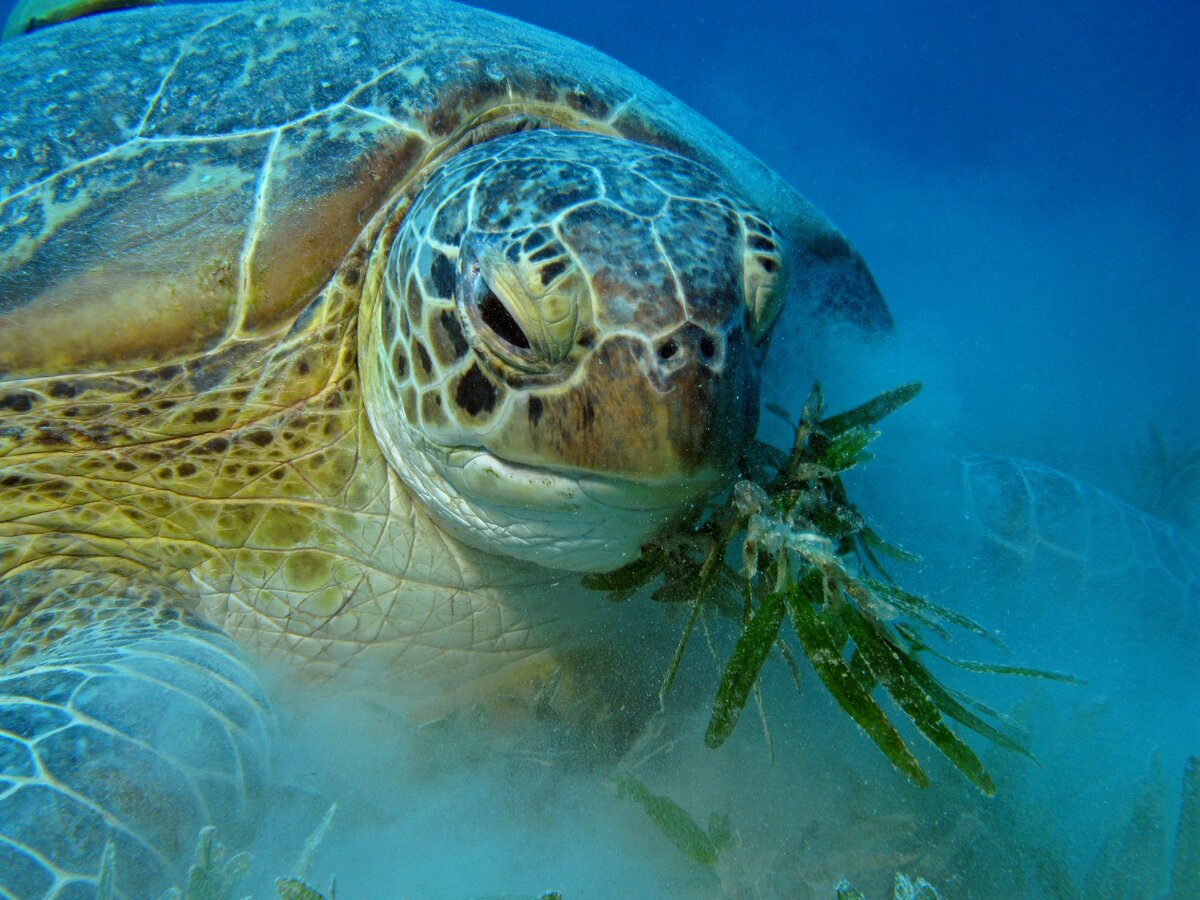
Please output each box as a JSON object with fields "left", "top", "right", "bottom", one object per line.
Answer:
{"left": 0, "top": 0, "right": 890, "bottom": 380}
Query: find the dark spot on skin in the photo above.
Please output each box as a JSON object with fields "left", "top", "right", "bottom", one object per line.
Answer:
{"left": 343, "top": 265, "right": 361, "bottom": 287}
{"left": 415, "top": 341, "right": 433, "bottom": 377}
{"left": 430, "top": 252, "right": 456, "bottom": 299}
{"left": 176, "top": 462, "right": 197, "bottom": 478}
{"left": 157, "top": 400, "right": 177, "bottom": 410}
{"left": 757, "top": 256, "right": 779, "bottom": 273}
{"left": 191, "top": 408, "right": 220, "bottom": 424}
{"left": 454, "top": 364, "right": 497, "bottom": 417}
{"left": 63, "top": 407, "right": 79, "bottom": 418}
{"left": 581, "top": 398, "right": 596, "bottom": 429}
{"left": 33, "top": 428, "right": 69, "bottom": 446}
{"left": 381, "top": 297, "right": 395, "bottom": 339}
{"left": 0, "top": 392, "right": 34, "bottom": 413}
{"left": 270, "top": 468, "right": 286, "bottom": 481}
{"left": 420, "top": 390, "right": 447, "bottom": 427}
{"left": 200, "top": 437, "right": 230, "bottom": 454}
{"left": 1, "top": 474, "right": 30, "bottom": 487}
{"left": 523, "top": 231, "right": 547, "bottom": 253}
{"left": 748, "top": 235, "right": 775, "bottom": 252}
{"left": 407, "top": 276, "right": 423, "bottom": 323}
{"left": 658, "top": 340, "right": 679, "bottom": 361}
{"left": 392, "top": 346, "right": 408, "bottom": 379}
{"left": 577, "top": 331, "right": 594, "bottom": 348}
{"left": 114, "top": 460, "right": 137, "bottom": 472}
{"left": 297, "top": 359, "right": 310, "bottom": 376}
{"left": 436, "top": 310, "right": 470, "bottom": 362}
{"left": 529, "top": 245, "right": 558, "bottom": 263}
{"left": 700, "top": 336, "right": 716, "bottom": 359}
{"left": 528, "top": 395, "right": 543, "bottom": 426}
{"left": 49, "top": 382, "right": 77, "bottom": 399}
{"left": 540, "top": 260, "right": 567, "bottom": 285}
{"left": 245, "top": 464, "right": 263, "bottom": 477}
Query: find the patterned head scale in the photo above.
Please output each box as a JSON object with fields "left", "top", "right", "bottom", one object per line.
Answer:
{"left": 361, "top": 130, "right": 787, "bottom": 571}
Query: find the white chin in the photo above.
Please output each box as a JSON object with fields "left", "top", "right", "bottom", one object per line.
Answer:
{"left": 427, "top": 448, "right": 719, "bottom": 573}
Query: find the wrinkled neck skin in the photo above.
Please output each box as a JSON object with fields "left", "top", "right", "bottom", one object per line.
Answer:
{"left": 270, "top": 457, "right": 656, "bottom": 710}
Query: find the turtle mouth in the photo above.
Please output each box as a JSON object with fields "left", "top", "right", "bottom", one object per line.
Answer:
{"left": 434, "top": 444, "right": 727, "bottom": 513}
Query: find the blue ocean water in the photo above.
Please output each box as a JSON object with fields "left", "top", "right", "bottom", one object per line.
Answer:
{"left": 0, "top": 0, "right": 1197, "bottom": 897}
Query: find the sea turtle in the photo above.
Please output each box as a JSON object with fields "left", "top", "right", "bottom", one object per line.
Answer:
{"left": 0, "top": 0, "right": 891, "bottom": 895}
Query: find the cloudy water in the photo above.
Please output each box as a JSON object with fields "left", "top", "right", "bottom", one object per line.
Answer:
{"left": 0, "top": 0, "right": 1196, "bottom": 897}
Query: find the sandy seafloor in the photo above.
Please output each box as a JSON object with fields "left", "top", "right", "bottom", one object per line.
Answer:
{"left": 1, "top": 0, "right": 1198, "bottom": 897}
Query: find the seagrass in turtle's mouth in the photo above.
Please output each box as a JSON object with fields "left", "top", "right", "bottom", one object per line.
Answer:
{"left": 359, "top": 128, "right": 788, "bottom": 572}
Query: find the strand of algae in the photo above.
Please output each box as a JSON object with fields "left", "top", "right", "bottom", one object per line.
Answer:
{"left": 616, "top": 775, "right": 732, "bottom": 867}
{"left": 585, "top": 382, "right": 1077, "bottom": 794}
{"left": 1170, "top": 756, "right": 1200, "bottom": 900}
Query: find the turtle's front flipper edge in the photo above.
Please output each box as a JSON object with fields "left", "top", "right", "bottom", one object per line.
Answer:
{"left": 0, "top": 569, "right": 271, "bottom": 898}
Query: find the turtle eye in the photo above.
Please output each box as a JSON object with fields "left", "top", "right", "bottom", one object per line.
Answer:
{"left": 462, "top": 257, "right": 545, "bottom": 371}
{"left": 478, "top": 285, "right": 531, "bottom": 351}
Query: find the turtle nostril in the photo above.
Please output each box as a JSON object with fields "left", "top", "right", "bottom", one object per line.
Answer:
{"left": 658, "top": 340, "right": 679, "bottom": 361}
{"left": 699, "top": 335, "right": 716, "bottom": 359}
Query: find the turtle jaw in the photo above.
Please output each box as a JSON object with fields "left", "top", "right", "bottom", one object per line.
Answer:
{"left": 428, "top": 445, "right": 728, "bottom": 573}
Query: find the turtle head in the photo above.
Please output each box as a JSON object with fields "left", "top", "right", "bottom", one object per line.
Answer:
{"left": 361, "top": 130, "right": 787, "bottom": 572}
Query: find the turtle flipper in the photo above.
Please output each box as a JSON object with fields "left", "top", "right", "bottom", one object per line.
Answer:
{"left": 0, "top": 574, "right": 271, "bottom": 899}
